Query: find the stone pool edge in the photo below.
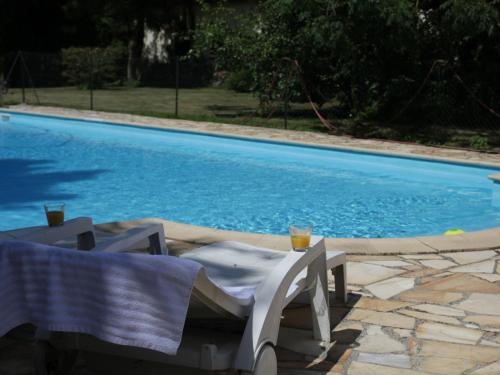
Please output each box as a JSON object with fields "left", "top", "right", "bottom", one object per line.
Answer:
{"left": 97, "top": 218, "right": 500, "bottom": 255}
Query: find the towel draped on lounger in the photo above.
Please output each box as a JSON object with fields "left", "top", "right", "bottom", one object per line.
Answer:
{"left": 0, "top": 240, "right": 202, "bottom": 355}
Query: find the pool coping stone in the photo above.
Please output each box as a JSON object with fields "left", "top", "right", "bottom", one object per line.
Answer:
{"left": 97, "top": 218, "right": 500, "bottom": 255}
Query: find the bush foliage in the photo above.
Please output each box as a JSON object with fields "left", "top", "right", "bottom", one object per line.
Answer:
{"left": 194, "top": 0, "right": 500, "bottom": 125}
{"left": 62, "top": 44, "right": 126, "bottom": 89}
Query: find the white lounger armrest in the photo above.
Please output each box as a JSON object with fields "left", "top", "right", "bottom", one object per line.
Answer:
{"left": 6, "top": 217, "right": 96, "bottom": 250}
{"left": 92, "top": 223, "right": 167, "bottom": 255}
{"left": 234, "top": 237, "right": 329, "bottom": 371}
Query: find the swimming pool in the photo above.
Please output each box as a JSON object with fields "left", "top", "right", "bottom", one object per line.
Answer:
{"left": 1, "top": 111, "right": 499, "bottom": 238}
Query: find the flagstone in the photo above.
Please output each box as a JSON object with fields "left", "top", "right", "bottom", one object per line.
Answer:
{"left": 450, "top": 260, "right": 496, "bottom": 274}
{"left": 456, "top": 293, "right": 500, "bottom": 315}
{"left": 419, "top": 259, "right": 457, "bottom": 269}
{"left": 355, "top": 325, "right": 406, "bottom": 353}
{"left": 346, "top": 262, "right": 404, "bottom": 285}
{"left": 399, "top": 289, "right": 463, "bottom": 304}
{"left": 419, "top": 274, "right": 451, "bottom": 284}
{"left": 445, "top": 251, "right": 497, "bottom": 265}
{"left": 464, "top": 315, "right": 500, "bottom": 329}
{"left": 400, "top": 268, "right": 442, "bottom": 278}
{"left": 469, "top": 361, "right": 500, "bottom": 375}
{"left": 433, "top": 271, "right": 453, "bottom": 278}
{"left": 407, "top": 336, "right": 418, "bottom": 356}
{"left": 416, "top": 322, "right": 483, "bottom": 345}
{"left": 419, "top": 274, "right": 500, "bottom": 293}
{"left": 411, "top": 304, "right": 465, "bottom": 317}
{"left": 418, "top": 356, "right": 477, "bottom": 375}
{"left": 349, "top": 297, "right": 413, "bottom": 312}
{"left": 365, "top": 260, "right": 412, "bottom": 267}
{"left": 347, "top": 362, "right": 431, "bottom": 375}
{"left": 399, "top": 309, "right": 461, "bottom": 326}
{"left": 480, "top": 339, "right": 500, "bottom": 347}
{"left": 348, "top": 309, "right": 415, "bottom": 329}
{"left": 357, "top": 353, "right": 411, "bottom": 369}
{"left": 393, "top": 328, "right": 413, "bottom": 338}
{"left": 366, "top": 277, "right": 415, "bottom": 299}
{"left": 402, "top": 254, "right": 443, "bottom": 260}
{"left": 419, "top": 340, "right": 500, "bottom": 362}
{"left": 348, "top": 255, "right": 402, "bottom": 262}
{"left": 403, "top": 265, "right": 422, "bottom": 271}
{"left": 473, "top": 273, "right": 500, "bottom": 282}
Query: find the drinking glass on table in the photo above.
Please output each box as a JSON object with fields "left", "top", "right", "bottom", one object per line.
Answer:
{"left": 289, "top": 224, "right": 312, "bottom": 251}
{"left": 44, "top": 203, "right": 65, "bottom": 227}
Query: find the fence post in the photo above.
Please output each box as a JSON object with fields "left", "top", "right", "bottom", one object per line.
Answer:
{"left": 175, "top": 56, "right": 179, "bottom": 117}
{"left": 284, "top": 97, "right": 289, "bottom": 130}
{"left": 20, "top": 52, "right": 26, "bottom": 104}
{"left": 0, "top": 78, "right": 4, "bottom": 107}
{"left": 89, "top": 53, "right": 94, "bottom": 111}
{"left": 283, "top": 76, "right": 289, "bottom": 129}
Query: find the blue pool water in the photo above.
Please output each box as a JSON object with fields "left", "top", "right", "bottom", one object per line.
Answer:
{"left": 1, "top": 111, "right": 500, "bottom": 238}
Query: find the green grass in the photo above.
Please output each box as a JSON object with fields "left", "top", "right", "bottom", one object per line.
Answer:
{"left": 3, "top": 86, "right": 327, "bottom": 132}
{"left": 3, "top": 85, "right": 499, "bottom": 152}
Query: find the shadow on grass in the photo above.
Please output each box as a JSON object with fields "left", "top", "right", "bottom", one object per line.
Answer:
{"left": 0, "top": 158, "right": 108, "bottom": 209}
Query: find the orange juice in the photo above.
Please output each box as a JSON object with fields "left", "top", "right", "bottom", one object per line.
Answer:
{"left": 291, "top": 234, "right": 311, "bottom": 250}
{"left": 46, "top": 210, "right": 64, "bottom": 227}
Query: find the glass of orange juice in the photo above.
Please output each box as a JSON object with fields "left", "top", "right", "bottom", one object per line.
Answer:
{"left": 289, "top": 224, "right": 312, "bottom": 251}
{"left": 44, "top": 203, "right": 65, "bottom": 227}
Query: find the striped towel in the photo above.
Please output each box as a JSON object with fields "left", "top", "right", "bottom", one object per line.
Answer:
{"left": 0, "top": 240, "right": 202, "bottom": 355}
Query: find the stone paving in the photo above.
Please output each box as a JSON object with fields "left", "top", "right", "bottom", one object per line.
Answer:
{"left": 2, "top": 246, "right": 500, "bottom": 375}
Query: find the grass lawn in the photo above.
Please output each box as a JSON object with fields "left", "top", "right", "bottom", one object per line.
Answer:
{"left": 2, "top": 85, "right": 499, "bottom": 152}
{"left": 3, "top": 86, "right": 329, "bottom": 132}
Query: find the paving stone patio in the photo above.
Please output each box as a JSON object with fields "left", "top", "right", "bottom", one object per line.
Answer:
{"left": 2, "top": 245, "right": 500, "bottom": 375}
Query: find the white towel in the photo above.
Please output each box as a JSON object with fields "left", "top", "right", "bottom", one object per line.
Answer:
{"left": 0, "top": 240, "right": 202, "bottom": 355}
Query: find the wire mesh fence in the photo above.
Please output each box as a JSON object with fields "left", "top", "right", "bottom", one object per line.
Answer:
{"left": 1, "top": 50, "right": 499, "bottom": 151}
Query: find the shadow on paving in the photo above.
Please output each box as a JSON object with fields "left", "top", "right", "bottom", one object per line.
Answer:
{"left": 277, "top": 293, "right": 362, "bottom": 374}
{"left": 0, "top": 294, "right": 361, "bottom": 375}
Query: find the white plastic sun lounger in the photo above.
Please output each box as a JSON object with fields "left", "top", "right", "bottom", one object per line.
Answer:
{"left": 0, "top": 216, "right": 167, "bottom": 255}
{"left": 0, "top": 217, "right": 97, "bottom": 250}
{"left": 181, "top": 236, "right": 347, "bottom": 303}
{"left": 33, "top": 237, "right": 332, "bottom": 375}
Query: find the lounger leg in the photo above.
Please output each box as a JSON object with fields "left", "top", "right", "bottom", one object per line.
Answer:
{"left": 77, "top": 231, "right": 96, "bottom": 251}
{"left": 34, "top": 340, "right": 79, "bottom": 375}
{"left": 332, "top": 264, "right": 347, "bottom": 303}
{"left": 33, "top": 341, "right": 50, "bottom": 375}
{"left": 148, "top": 233, "right": 162, "bottom": 255}
{"left": 241, "top": 344, "right": 277, "bottom": 375}
{"left": 310, "top": 262, "right": 331, "bottom": 344}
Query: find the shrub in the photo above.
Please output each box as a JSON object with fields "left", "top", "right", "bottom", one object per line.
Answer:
{"left": 62, "top": 44, "right": 126, "bottom": 89}
{"left": 227, "top": 69, "right": 253, "bottom": 92}
{"left": 469, "top": 135, "right": 489, "bottom": 150}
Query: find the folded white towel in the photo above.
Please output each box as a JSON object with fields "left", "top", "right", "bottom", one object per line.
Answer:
{"left": 0, "top": 240, "right": 202, "bottom": 355}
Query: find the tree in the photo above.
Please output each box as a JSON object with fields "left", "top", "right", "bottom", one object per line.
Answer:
{"left": 61, "top": 0, "right": 197, "bottom": 82}
{"left": 194, "top": 0, "right": 500, "bottom": 123}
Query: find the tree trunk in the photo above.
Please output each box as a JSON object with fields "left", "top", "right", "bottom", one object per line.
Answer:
{"left": 127, "top": 16, "right": 145, "bottom": 83}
